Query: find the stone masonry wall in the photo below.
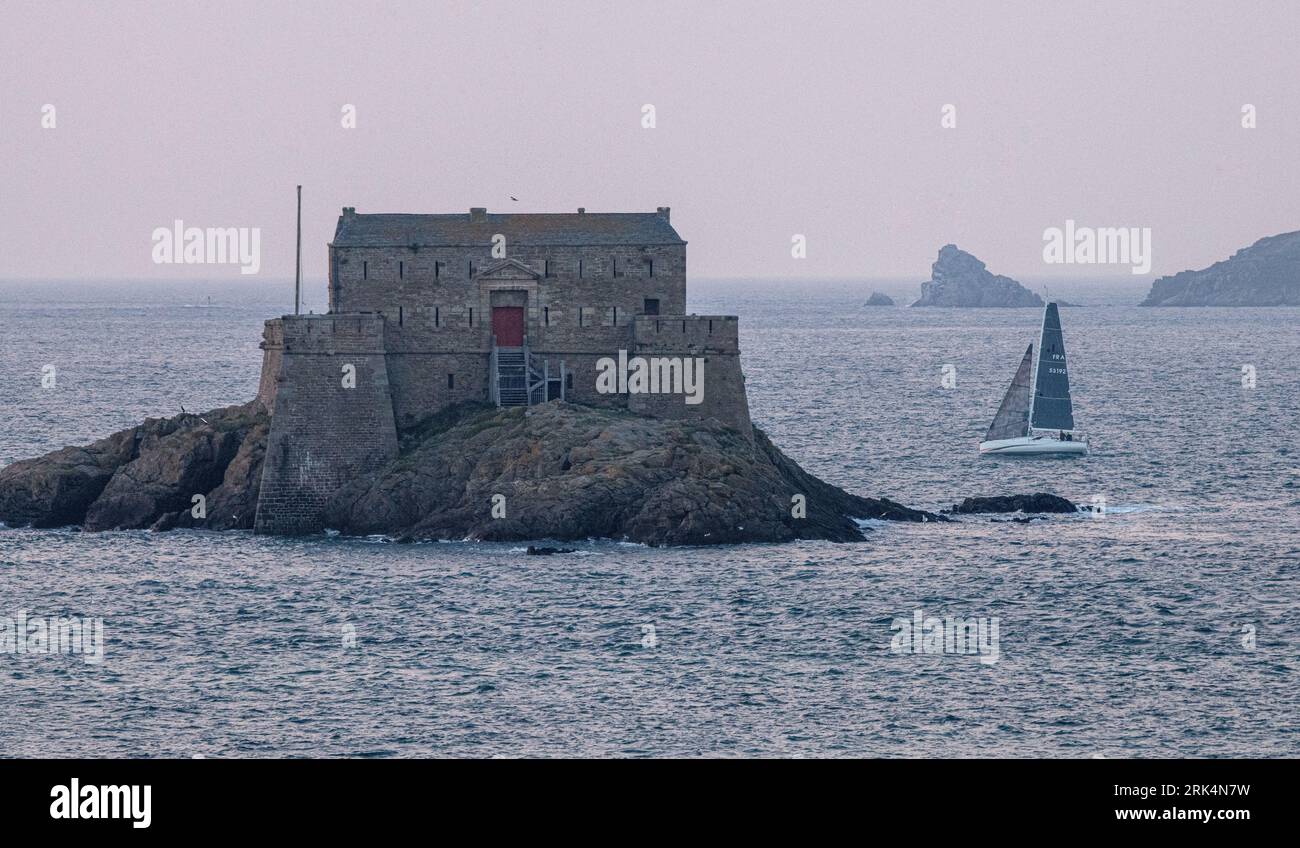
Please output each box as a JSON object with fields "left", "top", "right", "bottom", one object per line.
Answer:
{"left": 627, "top": 316, "right": 752, "bottom": 436}
{"left": 255, "top": 318, "right": 284, "bottom": 413}
{"left": 253, "top": 314, "right": 399, "bottom": 534}
{"left": 330, "top": 242, "right": 686, "bottom": 357}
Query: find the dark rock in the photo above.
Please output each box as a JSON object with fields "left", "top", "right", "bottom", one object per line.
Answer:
{"left": 322, "top": 402, "right": 943, "bottom": 546}
{"left": 527, "top": 546, "right": 577, "bottom": 555}
{"left": 912, "top": 245, "right": 1044, "bottom": 307}
{"left": 1140, "top": 230, "right": 1300, "bottom": 306}
{"left": 0, "top": 430, "right": 136, "bottom": 528}
{"left": 865, "top": 291, "right": 895, "bottom": 306}
{"left": 0, "top": 402, "right": 268, "bottom": 531}
{"left": 945, "top": 493, "right": 1078, "bottom": 515}
{"left": 163, "top": 418, "right": 268, "bottom": 531}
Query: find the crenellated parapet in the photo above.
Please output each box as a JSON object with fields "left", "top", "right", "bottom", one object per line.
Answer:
{"left": 627, "top": 315, "right": 750, "bottom": 435}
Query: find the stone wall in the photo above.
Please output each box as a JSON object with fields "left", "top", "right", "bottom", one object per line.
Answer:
{"left": 255, "top": 318, "right": 284, "bottom": 413}
{"left": 384, "top": 352, "right": 489, "bottom": 429}
{"left": 329, "top": 242, "right": 686, "bottom": 355}
{"left": 627, "top": 315, "right": 752, "bottom": 436}
{"left": 253, "top": 314, "right": 399, "bottom": 534}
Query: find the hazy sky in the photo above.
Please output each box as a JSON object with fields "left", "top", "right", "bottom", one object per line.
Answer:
{"left": 2, "top": 0, "right": 1297, "bottom": 285}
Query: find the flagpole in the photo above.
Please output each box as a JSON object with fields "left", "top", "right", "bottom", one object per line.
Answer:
{"left": 295, "top": 185, "right": 302, "bottom": 315}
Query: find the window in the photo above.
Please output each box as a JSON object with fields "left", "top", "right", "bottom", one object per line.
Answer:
{"left": 399, "top": 306, "right": 404, "bottom": 326}
{"left": 565, "top": 373, "right": 573, "bottom": 392}
{"left": 648, "top": 259, "right": 654, "bottom": 277}
{"left": 468, "top": 308, "right": 474, "bottom": 326}
{"left": 578, "top": 307, "right": 585, "bottom": 327}
{"left": 544, "top": 260, "right": 551, "bottom": 278}
{"left": 612, "top": 306, "right": 619, "bottom": 326}
{"left": 448, "top": 373, "right": 455, "bottom": 390}
{"left": 435, "top": 262, "right": 441, "bottom": 279}
{"left": 612, "top": 257, "right": 619, "bottom": 277}
{"left": 578, "top": 259, "right": 584, "bottom": 278}
{"left": 468, "top": 261, "right": 473, "bottom": 277}
{"left": 643, "top": 298, "right": 660, "bottom": 316}
{"left": 435, "top": 306, "right": 440, "bottom": 327}
{"left": 544, "top": 306, "right": 550, "bottom": 326}
{"left": 363, "top": 261, "right": 368, "bottom": 280}
{"left": 399, "top": 261, "right": 404, "bottom": 279}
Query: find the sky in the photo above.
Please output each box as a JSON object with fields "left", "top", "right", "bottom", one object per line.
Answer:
{"left": 1, "top": 0, "right": 1298, "bottom": 286}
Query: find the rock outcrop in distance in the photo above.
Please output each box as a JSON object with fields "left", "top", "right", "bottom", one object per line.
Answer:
{"left": 912, "top": 245, "right": 1044, "bottom": 308}
{"left": 0, "top": 400, "right": 941, "bottom": 545}
{"left": 944, "top": 493, "right": 1078, "bottom": 514}
{"left": 1140, "top": 230, "right": 1300, "bottom": 306}
{"left": 865, "top": 291, "right": 895, "bottom": 306}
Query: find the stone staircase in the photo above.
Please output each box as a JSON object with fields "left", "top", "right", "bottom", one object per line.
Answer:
{"left": 495, "top": 347, "right": 528, "bottom": 406}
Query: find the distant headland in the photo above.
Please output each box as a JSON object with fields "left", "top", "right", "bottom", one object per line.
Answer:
{"left": 1141, "top": 230, "right": 1300, "bottom": 306}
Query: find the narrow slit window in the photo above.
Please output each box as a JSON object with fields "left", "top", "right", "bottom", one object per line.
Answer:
{"left": 435, "top": 262, "right": 441, "bottom": 279}
{"left": 363, "top": 261, "right": 368, "bottom": 280}
{"left": 468, "top": 308, "right": 473, "bottom": 326}
{"left": 435, "top": 306, "right": 440, "bottom": 327}
{"left": 448, "top": 373, "right": 455, "bottom": 390}
{"left": 544, "top": 306, "right": 550, "bottom": 326}
{"left": 578, "top": 260, "right": 584, "bottom": 278}
{"left": 399, "top": 261, "right": 404, "bottom": 279}
{"left": 648, "top": 259, "right": 654, "bottom": 276}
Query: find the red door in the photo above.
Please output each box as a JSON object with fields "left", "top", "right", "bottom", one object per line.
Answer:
{"left": 492, "top": 306, "right": 525, "bottom": 346}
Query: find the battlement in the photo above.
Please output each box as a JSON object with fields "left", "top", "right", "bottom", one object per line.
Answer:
{"left": 276, "top": 313, "right": 387, "bottom": 354}
{"left": 632, "top": 315, "right": 740, "bottom": 353}
{"left": 627, "top": 314, "right": 750, "bottom": 436}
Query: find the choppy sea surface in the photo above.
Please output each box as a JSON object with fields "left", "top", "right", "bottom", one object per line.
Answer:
{"left": 1, "top": 278, "right": 1297, "bottom": 758}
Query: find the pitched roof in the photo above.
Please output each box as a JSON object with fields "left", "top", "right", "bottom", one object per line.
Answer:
{"left": 332, "top": 209, "right": 684, "bottom": 247}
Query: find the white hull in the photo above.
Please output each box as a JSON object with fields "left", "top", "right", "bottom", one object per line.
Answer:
{"left": 979, "top": 435, "right": 1088, "bottom": 456}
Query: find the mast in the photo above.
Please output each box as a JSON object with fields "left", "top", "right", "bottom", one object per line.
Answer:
{"left": 294, "top": 185, "right": 302, "bottom": 315}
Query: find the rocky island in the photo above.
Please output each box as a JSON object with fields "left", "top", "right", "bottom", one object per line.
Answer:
{"left": 865, "top": 291, "right": 895, "bottom": 306}
{"left": 1141, "top": 229, "right": 1300, "bottom": 306}
{"left": 0, "top": 400, "right": 940, "bottom": 546}
{"left": 912, "top": 244, "right": 1044, "bottom": 308}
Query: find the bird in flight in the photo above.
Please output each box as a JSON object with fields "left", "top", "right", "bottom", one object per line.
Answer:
{"left": 510, "top": 196, "right": 519, "bottom": 201}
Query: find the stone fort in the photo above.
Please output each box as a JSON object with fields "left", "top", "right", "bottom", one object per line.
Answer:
{"left": 253, "top": 206, "right": 752, "bottom": 534}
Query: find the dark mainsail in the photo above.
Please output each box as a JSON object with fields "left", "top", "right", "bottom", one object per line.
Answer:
{"left": 984, "top": 343, "right": 1034, "bottom": 442}
{"left": 1030, "top": 302, "right": 1075, "bottom": 431}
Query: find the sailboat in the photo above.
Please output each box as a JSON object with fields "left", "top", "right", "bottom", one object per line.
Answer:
{"left": 978, "top": 302, "right": 1088, "bottom": 456}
